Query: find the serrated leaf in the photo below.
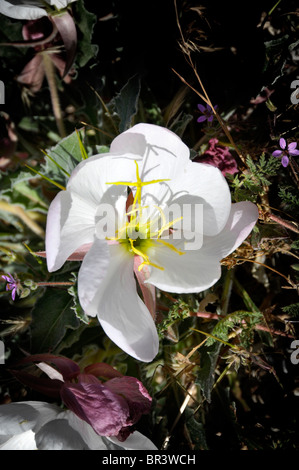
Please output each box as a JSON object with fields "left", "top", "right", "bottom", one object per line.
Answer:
{"left": 184, "top": 407, "right": 209, "bottom": 450}
{"left": 196, "top": 342, "right": 221, "bottom": 402}
{"left": 74, "top": 0, "right": 99, "bottom": 67}
{"left": 30, "top": 288, "right": 80, "bottom": 353}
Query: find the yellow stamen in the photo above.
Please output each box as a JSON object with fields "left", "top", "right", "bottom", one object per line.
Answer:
{"left": 106, "top": 160, "right": 170, "bottom": 222}
{"left": 105, "top": 160, "right": 185, "bottom": 271}
{"left": 129, "top": 238, "right": 164, "bottom": 271}
{"left": 154, "top": 238, "right": 185, "bottom": 255}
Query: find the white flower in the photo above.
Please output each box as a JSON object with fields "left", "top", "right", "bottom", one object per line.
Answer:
{"left": 45, "top": 123, "right": 259, "bottom": 363}
{"left": 0, "top": 0, "right": 77, "bottom": 20}
{"left": 0, "top": 401, "right": 157, "bottom": 450}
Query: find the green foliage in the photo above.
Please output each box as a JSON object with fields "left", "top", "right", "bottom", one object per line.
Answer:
{"left": 278, "top": 185, "right": 299, "bottom": 216}
{"left": 228, "top": 154, "right": 281, "bottom": 202}
{"left": 41, "top": 129, "right": 88, "bottom": 186}
{"left": 67, "top": 272, "right": 90, "bottom": 324}
{"left": 157, "top": 298, "right": 191, "bottom": 339}
{"left": 111, "top": 75, "right": 141, "bottom": 133}
{"left": 30, "top": 286, "right": 80, "bottom": 353}
{"left": 195, "top": 341, "right": 221, "bottom": 402}
{"left": 281, "top": 302, "right": 299, "bottom": 318}
{"left": 184, "top": 407, "right": 208, "bottom": 450}
{"left": 73, "top": 0, "right": 99, "bottom": 67}
{"left": 206, "top": 310, "right": 264, "bottom": 348}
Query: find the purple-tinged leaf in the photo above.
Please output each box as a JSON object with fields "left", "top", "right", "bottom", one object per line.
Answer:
{"left": 84, "top": 363, "right": 124, "bottom": 380}
{"left": 13, "top": 354, "right": 80, "bottom": 381}
{"left": 9, "top": 369, "right": 62, "bottom": 398}
{"left": 50, "top": 11, "right": 77, "bottom": 78}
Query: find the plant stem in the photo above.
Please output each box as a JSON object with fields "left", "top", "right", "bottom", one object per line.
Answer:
{"left": 42, "top": 52, "right": 66, "bottom": 138}
{"left": 37, "top": 282, "right": 74, "bottom": 286}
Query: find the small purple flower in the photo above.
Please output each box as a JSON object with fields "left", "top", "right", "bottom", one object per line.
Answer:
{"left": 2, "top": 273, "right": 19, "bottom": 301}
{"left": 272, "top": 138, "right": 299, "bottom": 167}
{"left": 197, "top": 103, "right": 218, "bottom": 123}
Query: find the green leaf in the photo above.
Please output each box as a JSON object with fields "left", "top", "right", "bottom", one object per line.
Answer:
{"left": 206, "top": 310, "right": 263, "bottom": 347}
{"left": 184, "top": 407, "right": 209, "bottom": 450}
{"left": 73, "top": 0, "right": 99, "bottom": 67}
{"left": 263, "top": 34, "right": 290, "bottom": 84}
{"left": 169, "top": 112, "right": 193, "bottom": 137}
{"left": 41, "top": 129, "right": 88, "bottom": 185}
{"left": 30, "top": 288, "right": 80, "bottom": 352}
{"left": 282, "top": 302, "right": 299, "bottom": 318}
{"left": 196, "top": 342, "right": 221, "bottom": 402}
{"left": 113, "top": 75, "right": 141, "bottom": 132}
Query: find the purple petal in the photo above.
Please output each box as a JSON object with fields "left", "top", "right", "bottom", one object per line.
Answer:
{"left": 60, "top": 381, "right": 130, "bottom": 437}
{"left": 197, "top": 104, "right": 206, "bottom": 113}
{"left": 2, "top": 273, "right": 15, "bottom": 283}
{"left": 272, "top": 150, "right": 282, "bottom": 157}
{"left": 11, "top": 287, "right": 17, "bottom": 301}
{"left": 105, "top": 377, "right": 152, "bottom": 425}
{"left": 16, "top": 54, "right": 45, "bottom": 93}
{"left": 289, "top": 149, "right": 299, "bottom": 156}
{"left": 288, "top": 142, "right": 297, "bottom": 151}
{"left": 281, "top": 155, "right": 289, "bottom": 167}
{"left": 197, "top": 115, "right": 207, "bottom": 123}
{"left": 207, "top": 115, "right": 214, "bottom": 122}
{"left": 279, "top": 138, "right": 286, "bottom": 149}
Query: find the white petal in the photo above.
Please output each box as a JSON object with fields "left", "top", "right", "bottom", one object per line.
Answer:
{"left": 48, "top": 0, "right": 77, "bottom": 7}
{"left": 107, "top": 431, "right": 158, "bottom": 450}
{"left": 36, "top": 362, "right": 64, "bottom": 382}
{"left": 166, "top": 161, "right": 232, "bottom": 236}
{"left": 65, "top": 411, "right": 108, "bottom": 450}
{"left": 0, "top": 1, "right": 47, "bottom": 19}
{"left": 146, "top": 237, "right": 221, "bottom": 294}
{"left": 0, "top": 430, "right": 37, "bottom": 450}
{"left": 146, "top": 201, "right": 258, "bottom": 294}
{"left": 78, "top": 240, "right": 159, "bottom": 362}
{"left": 35, "top": 418, "right": 88, "bottom": 450}
{"left": 110, "top": 123, "right": 190, "bottom": 179}
{"left": 77, "top": 238, "right": 110, "bottom": 316}
{"left": 111, "top": 123, "right": 191, "bottom": 204}
{"left": 46, "top": 190, "right": 98, "bottom": 271}
{"left": 202, "top": 201, "right": 259, "bottom": 259}
{"left": 67, "top": 153, "right": 136, "bottom": 202}
{"left": 0, "top": 402, "right": 39, "bottom": 435}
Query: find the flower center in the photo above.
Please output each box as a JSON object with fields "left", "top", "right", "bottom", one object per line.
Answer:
{"left": 106, "top": 161, "right": 185, "bottom": 271}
